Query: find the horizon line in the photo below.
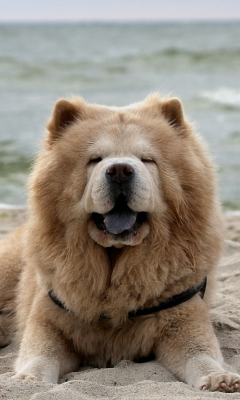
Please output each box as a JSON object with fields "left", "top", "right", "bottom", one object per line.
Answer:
{"left": 1, "top": 18, "right": 240, "bottom": 24}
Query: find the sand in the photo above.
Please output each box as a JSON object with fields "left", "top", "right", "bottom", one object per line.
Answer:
{"left": 0, "top": 208, "right": 240, "bottom": 399}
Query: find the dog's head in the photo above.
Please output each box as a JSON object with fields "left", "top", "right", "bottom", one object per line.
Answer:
{"left": 29, "top": 93, "right": 217, "bottom": 249}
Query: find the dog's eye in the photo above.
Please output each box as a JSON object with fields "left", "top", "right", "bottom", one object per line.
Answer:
{"left": 141, "top": 158, "right": 154, "bottom": 163}
{"left": 89, "top": 157, "right": 102, "bottom": 164}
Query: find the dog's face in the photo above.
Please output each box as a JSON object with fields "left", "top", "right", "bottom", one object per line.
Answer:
{"left": 83, "top": 127, "right": 164, "bottom": 247}
{"left": 31, "top": 94, "right": 208, "bottom": 249}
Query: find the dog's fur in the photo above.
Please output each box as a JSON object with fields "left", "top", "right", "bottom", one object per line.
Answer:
{"left": 0, "top": 94, "right": 239, "bottom": 391}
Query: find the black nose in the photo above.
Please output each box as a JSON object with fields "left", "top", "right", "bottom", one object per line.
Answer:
{"left": 106, "top": 163, "right": 134, "bottom": 183}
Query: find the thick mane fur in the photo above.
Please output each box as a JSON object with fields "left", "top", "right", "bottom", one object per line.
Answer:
{"left": 23, "top": 94, "right": 224, "bottom": 325}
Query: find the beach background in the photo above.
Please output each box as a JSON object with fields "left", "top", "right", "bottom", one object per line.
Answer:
{"left": 0, "top": 21, "right": 240, "bottom": 209}
{"left": 1, "top": 3, "right": 240, "bottom": 399}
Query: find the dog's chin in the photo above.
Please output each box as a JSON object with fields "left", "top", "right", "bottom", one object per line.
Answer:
{"left": 89, "top": 213, "right": 150, "bottom": 248}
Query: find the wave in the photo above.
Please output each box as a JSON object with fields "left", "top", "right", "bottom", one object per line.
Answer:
{"left": 0, "top": 203, "right": 25, "bottom": 210}
{"left": 132, "top": 47, "right": 240, "bottom": 64}
{"left": 1, "top": 47, "right": 240, "bottom": 78}
{"left": 200, "top": 88, "right": 240, "bottom": 109}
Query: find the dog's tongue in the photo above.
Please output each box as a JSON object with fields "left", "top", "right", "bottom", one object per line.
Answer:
{"left": 104, "top": 205, "right": 137, "bottom": 234}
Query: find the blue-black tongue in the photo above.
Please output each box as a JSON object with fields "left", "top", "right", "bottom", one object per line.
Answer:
{"left": 103, "top": 197, "right": 137, "bottom": 235}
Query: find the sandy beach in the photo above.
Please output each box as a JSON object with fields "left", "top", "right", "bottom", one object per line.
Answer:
{"left": 0, "top": 208, "right": 240, "bottom": 399}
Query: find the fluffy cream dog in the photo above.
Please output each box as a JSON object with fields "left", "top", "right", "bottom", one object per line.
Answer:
{"left": 0, "top": 93, "right": 239, "bottom": 392}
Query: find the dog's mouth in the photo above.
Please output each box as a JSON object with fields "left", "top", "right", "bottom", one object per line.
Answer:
{"left": 92, "top": 194, "right": 147, "bottom": 237}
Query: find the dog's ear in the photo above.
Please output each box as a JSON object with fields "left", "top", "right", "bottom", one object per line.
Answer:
{"left": 145, "top": 94, "right": 188, "bottom": 135}
{"left": 161, "top": 97, "right": 185, "bottom": 129}
{"left": 46, "top": 98, "right": 86, "bottom": 145}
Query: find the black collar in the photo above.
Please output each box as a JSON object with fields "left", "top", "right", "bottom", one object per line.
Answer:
{"left": 48, "top": 277, "right": 207, "bottom": 320}
{"left": 128, "top": 277, "right": 207, "bottom": 318}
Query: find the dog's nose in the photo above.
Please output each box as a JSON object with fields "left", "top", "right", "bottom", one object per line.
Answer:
{"left": 106, "top": 163, "right": 134, "bottom": 183}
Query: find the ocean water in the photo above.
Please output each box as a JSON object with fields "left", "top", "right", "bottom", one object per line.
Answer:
{"left": 0, "top": 22, "right": 240, "bottom": 208}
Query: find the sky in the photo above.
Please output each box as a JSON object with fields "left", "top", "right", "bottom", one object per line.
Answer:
{"left": 1, "top": 0, "right": 240, "bottom": 22}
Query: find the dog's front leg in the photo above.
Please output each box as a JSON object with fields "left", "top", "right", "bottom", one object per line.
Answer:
{"left": 14, "top": 315, "right": 79, "bottom": 383}
{"left": 154, "top": 295, "right": 240, "bottom": 392}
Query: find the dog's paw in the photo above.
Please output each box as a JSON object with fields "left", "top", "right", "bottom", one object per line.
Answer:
{"left": 199, "top": 371, "right": 240, "bottom": 392}
{"left": 14, "top": 355, "right": 60, "bottom": 383}
{"left": 13, "top": 372, "right": 36, "bottom": 381}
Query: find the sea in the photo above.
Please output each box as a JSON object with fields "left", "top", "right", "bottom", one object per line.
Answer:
{"left": 0, "top": 22, "right": 240, "bottom": 209}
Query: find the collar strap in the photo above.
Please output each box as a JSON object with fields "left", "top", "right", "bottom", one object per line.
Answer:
{"left": 128, "top": 277, "right": 207, "bottom": 318}
{"left": 48, "top": 277, "right": 207, "bottom": 319}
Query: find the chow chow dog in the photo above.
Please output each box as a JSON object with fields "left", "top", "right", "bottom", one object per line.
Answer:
{"left": 0, "top": 93, "right": 239, "bottom": 392}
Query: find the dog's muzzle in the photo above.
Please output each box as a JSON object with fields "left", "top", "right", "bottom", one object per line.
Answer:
{"left": 92, "top": 162, "right": 146, "bottom": 235}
